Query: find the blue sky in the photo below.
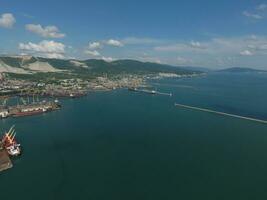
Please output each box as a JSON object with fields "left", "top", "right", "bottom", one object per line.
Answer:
{"left": 1, "top": 0, "right": 267, "bottom": 69}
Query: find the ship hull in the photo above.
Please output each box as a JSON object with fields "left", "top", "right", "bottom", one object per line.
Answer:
{"left": 12, "top": 110, "right": 46, "bottom": 117}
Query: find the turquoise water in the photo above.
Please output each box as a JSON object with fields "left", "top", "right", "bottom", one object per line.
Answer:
{"left": 1, "top": 72, "right": 267, "bottom": 200}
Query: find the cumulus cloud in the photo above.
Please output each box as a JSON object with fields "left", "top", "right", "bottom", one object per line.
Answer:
{"left": 0, "top": 13, "right": 16, "bottom": 28}
{"left": 84, "top": 50, "right": 100, "bottom": 56}
{"left": 19, "top": 40, "right": 66, "bottom": 59}
{"left": 88, "top": 42, "right": 101, "bottom": 50}
{"left": 25, "top": 24, "right": 65, "bottom": 38}
{"left": 84, "top": 40, "right": 122, "bottom": 60}
{"left": 240, "top": 50, "right": 254, "bottom": 56}
{"left": 190, "top": 41, "right": 206, "bottom": 49}
{"left": 101, "top": 56, "right": 114, "bottom": 62}
{"left": 243, "top": 11, "right": 263, "bottom": 20}
{"left": 106, "top": 39, "right": 124, "bottom": 47}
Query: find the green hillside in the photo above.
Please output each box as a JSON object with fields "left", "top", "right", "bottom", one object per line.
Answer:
{"left": 1, "top": 56, "right": 200, "bottom": 81}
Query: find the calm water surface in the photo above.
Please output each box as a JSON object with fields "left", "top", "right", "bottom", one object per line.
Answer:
{"left": 1, "top": 72, "right": 267, "bottom": 200}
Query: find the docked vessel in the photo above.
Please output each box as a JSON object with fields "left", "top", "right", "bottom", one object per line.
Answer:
{"left": 128, "top": 87, "right": 138, "bottom": 91}
{"left": 12, "top": 107, "right": 48, "bottom": 117}
{"left": 140, "top": 89, "right": 157, "bottom": 94}
{"left": 9, "top": 100, "right": 61, "bottom": 118}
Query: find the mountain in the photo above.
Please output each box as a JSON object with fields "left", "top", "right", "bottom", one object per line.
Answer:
{"left": 218, "top": 67, "right": 267, "bottom": 73}
{"left": 178, "top": 66, "right": 212, "bottom": 72}
{"left": 0, "top": 56, "right": 199, "bottom": 77}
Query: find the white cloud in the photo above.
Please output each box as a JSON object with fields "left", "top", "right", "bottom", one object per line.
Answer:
{"left": 155, "top": 36, "right": 267, "bottom": 55}
{"left": 101, "top": 56, "right": 114, "bottom": 62}
{"left": 190, "top": 41, "right": 206, "bottom": 49}
{"left": 106, "top": 39, "right": 124, "bottom": 47}
{"left": 152, "top": 35, "right": 267, "bottom": 68}
{"left": 88, "top": 42, "right": 101, "bottom": 50}
{"left": 256, "top": 4, "right": 267, "bottom": 10}
{"left": 84, "top": 50, "right": 100, "bottom": 56}
{"left": 240, "top": 50, "right": 254, "bottom": 56}
{"left": 25, "top": 24, "right": 65, "bottom": 38}
{"left": 19, "top": 40, "right": 66, "bottom": 58}
{"left": 0, "top": 13, "right": 16, "bottom": 28}
{"left": 243, "top": 11, "right": 263, "bottom": 20}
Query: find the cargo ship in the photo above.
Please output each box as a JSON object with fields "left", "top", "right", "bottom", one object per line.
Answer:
{"left": 12, "top": 106, "right": 48, "bottom": 117}
{"left": 9, "top": 100, "right": 61, "bottom": 118}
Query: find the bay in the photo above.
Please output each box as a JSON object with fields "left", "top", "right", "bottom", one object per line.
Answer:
{"left": 1, "top": 72, "right": 267, "bottom": 200}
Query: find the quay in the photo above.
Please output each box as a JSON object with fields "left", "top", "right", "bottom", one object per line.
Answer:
{"left": 0, "top": 150, "right": 13, "bottom": 172}
{"left": 175, "top": 103, "right": 267, "bottom": 124}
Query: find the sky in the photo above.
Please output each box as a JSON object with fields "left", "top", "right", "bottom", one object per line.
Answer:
{"left": 1, "top": 0, "right": 267, "bottom": 69}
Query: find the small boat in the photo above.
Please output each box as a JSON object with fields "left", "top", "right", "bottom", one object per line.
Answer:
{"left": 128, "top": 87, "right": 138, "bottom": 91}
{"left": 150, "top": 90, "right": 156, "bottom": 94}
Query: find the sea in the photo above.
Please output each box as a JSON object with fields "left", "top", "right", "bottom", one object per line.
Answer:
{"left": 1, "top": 72, "right": 267, "bottom": 200}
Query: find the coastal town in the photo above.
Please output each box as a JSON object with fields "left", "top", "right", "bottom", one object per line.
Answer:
{"left": 0, "top": 72, "right": 147, "bottom": 119}
{"left": 0, "top": 69, "right": 203, "bottom": 121}
{"left": 0, "top": 72, "right": 146, "bottom": 98}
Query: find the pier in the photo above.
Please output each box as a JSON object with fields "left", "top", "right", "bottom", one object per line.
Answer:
{"left": 175, "top": 103, "right": 267, "bottom": 124}
{"left": 155, "top": 91, "right": 173, "bottom": 96}
{"left": 129, "top": 88, "right": 172, "bottom": 96}
{"left": 0, "top": 150, "right": 13, "bottom": 172}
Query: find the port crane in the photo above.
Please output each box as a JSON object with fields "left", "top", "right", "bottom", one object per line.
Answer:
{"left": 1, "top": 98, "right": 8, "bottom": 107}
{"left": 20, "top": 97, "right": 27, "bottom": 105}
{"left": 1, "top": 125, "right": 21, "bottom": 156}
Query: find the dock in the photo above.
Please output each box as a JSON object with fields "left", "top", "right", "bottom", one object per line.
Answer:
{"left": 155, "top": 91, "right": 173, "bottom": 96}
{"left": 129, "top": 88, "right": 172, "bottom": 96}
{"left": 175, "top": 103, "right": 267, "bottom": 124}
{"left": 0, "top": 150, "right": 13, "bottom": 172}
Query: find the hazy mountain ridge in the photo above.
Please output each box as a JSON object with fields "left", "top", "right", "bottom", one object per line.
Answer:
{"left": 218, "top": 67, "right": 267, "bottom": 73}
{"left": 0, "top": 56, "right": 200, "bottom": 76}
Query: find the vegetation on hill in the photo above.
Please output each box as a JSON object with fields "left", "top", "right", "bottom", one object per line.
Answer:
{"left": 1, "top": 56, "right": 200, "bottom": 81}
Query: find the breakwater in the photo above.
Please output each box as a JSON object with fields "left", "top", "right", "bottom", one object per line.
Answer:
{"left": 175, "top": 103, "right": 267, "bottom": 124}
